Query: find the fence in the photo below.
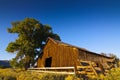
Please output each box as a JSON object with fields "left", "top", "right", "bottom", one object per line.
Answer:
{"left": 28, "top": 61, "right": 105, "bottom": 77}
{"left": 28, "top": 67, "right": 75, "bottom": 74}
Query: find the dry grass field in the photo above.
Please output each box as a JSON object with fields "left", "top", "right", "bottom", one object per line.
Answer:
{"left": 0, "top": 68, "right": 120, "bottom": 80}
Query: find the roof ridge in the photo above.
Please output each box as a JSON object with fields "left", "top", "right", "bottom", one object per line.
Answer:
{"left": 48, "top": 37, "right": 90, "bottom": 51}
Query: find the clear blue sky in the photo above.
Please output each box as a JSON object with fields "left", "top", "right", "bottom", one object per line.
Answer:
{"left": 0, "top": 0, "right": 120, "bottom": 60}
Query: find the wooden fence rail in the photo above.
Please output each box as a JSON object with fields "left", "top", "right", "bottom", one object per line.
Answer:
{"left": 28, "top": 67, "right": 75, "bottom": 74}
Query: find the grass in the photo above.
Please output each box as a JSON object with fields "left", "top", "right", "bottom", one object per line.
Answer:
{"left": 0, "top": 68, "right": 68, "bottom": 80}
{"left": 0, "top": 68, "right": 120, "bottom": 80}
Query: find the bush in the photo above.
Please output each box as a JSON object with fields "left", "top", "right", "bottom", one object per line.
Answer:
{"left": 3, "top": 76, "right": 16, "bottom": 80}
{"left": 65, "top": 75, "right": 81, "bottom": 80}
{"left": 0, "top": 77, "right": 3, "bottom": 80}
{"left": 103, "top": 68, "right": 120, "bottom": 80}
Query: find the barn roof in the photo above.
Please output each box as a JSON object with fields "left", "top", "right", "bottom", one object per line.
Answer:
{"left": 47, "top": 37, "right": 113, "bottom": 59}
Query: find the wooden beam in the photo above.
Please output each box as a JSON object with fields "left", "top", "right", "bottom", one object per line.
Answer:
{"left": 29, "top": 67, "right": 74, "bottom": 70}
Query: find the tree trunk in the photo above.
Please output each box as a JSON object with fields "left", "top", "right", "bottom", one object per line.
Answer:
{"left": 25, "top": 62, "right": 30, "bottom": 70}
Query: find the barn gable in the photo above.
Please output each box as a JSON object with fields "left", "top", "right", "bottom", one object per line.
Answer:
{"left": 37, "top": 37, "right": 80, "bottom": 67}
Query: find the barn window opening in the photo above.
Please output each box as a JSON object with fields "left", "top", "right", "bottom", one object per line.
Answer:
{"left": 80, "top": 62, "right": 89, "bottom": 66}
{"left": 45, "top": 57, "right": 52, "bottom": 67}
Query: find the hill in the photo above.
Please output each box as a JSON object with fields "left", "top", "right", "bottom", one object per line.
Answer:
{"left": 0, "top": 60, "right": 10, "bottom": 68}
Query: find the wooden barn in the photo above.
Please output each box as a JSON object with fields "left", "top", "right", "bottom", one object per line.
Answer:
{"left": 37, "top": 37, "right": 115, "bottom": 70}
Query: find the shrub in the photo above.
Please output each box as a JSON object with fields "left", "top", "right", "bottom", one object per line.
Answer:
{"left": 0, "top": 77, "right": 3, "bottom": 80}
{"left": 104, "top": 68, "right": 120, "bottom": 80}
{"left": 65, "top": 75, "right": 81, "bottom": 80}
{"left": 3, "top": 76, "right": 16, "bottom": 80}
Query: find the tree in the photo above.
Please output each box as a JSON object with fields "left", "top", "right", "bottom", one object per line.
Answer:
{"left": 100, "top": 53, "right": 107, "bottom": 56}
{"left": 108, "top": 53, "right": 120, "bottom": 67}
{"left": 6, "top": 18, "right": 61, "bottom": 69}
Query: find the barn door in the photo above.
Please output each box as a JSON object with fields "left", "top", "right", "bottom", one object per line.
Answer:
{"left": 45, "top": 57, "right": 52, "bottom": 67}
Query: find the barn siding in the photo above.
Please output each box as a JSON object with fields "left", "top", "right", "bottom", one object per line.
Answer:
{"left": 56, "top": 45, "right": 79, "bottom": 67}
{"left": 78, "top": 49, "right": 111, "bottom": 65}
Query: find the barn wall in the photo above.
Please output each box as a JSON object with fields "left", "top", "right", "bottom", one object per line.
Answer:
{"left": 78, "top": 49, "right": 110, "bottom": 64}
{"left": 57, "top": 45, "right": 79, "bottom": 67}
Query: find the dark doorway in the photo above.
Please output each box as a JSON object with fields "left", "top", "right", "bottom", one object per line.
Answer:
{"left": 45, "top": 57, "right": 52, "bottom": 67}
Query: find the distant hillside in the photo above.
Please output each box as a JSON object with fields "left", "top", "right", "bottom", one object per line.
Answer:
{"left": 0, "top": 60, "right": 10, "bottom": 68}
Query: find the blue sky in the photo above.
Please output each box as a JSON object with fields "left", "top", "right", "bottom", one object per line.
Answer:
{"left": 0, "top": 0, "right": 120, "bottom": 60}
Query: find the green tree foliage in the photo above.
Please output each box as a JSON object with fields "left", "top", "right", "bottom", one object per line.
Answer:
{"left": 6, "top": 18, "right": 61, "bottom": 69}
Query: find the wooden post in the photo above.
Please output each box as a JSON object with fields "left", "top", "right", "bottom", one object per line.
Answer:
{"left": 74, "top": 63, "right": 77, "bottom": 75}
{"left": 89, "top": 61, "right": 98, "bottom": 77}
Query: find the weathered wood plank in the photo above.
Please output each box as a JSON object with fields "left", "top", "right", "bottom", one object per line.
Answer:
{"left": 35, "top": 71, "right": 75, "bottom": 74}
{"left": 77, "top": 66, "right": 91, "bottom": 69}
{"left": 29, "top": 67, "right": 74, "bottom": 70}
